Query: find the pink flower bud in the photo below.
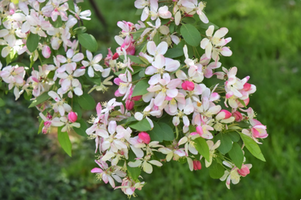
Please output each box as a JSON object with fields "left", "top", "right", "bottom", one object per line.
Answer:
{"left": 193, "top": 160, "right": 202, "bottom": 171}
{"left": 112, "top": 52, "right": 119, "bottom": 60}
{"left": 237, "top": 165, "right": 250, "bottom": 177}
{"left": 138, "top": 132, "right": 151, "bottom": 144}
{"left": 68, "top": 112, "right": 78, "bottom": 122}
{"left": 182, "top": 80, "right": 195, "bottom": 91}
{"left": 42, "top": 45, "right": 51, "bottom": 58}
{"left": 125, "top": 99, "right": 134, "bottom": 110}
{"left": 233, "top": 111, "right": 243, "bottom": 122}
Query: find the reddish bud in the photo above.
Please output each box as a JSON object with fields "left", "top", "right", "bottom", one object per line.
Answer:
{"left": 125, "top": 99, "right": 134, "bottom": 110}
{"left": 68, "top": 112, "right": 78, "bottom": 123}
{"left": 132, "top": 95, "right": 142, "bottom": 101}
{"left": 237, "top": 165, "right": 250, "bottom": 177}
{"left": 138, "top": 132, "right": 151, "bottom": 144}
{"left": 182, "top": 81, "right": 195, "bottom": 91}
{"left": 112, "top": 52, "right": 119, "bottom": 60}
{"left": 193, "top": 160, "right": 202, "bottom": 171}
{"left": 233, "top": 111, "right": 243, "bottom": 122}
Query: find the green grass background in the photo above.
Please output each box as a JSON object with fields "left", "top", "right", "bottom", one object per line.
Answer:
{"left": 1, "top": 0, "right": 301, "bottom": 199}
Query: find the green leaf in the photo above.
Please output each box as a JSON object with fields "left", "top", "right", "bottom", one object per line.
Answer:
{"left": 38, "top": 119, "right": 43, "bottom": 134}
{"left": 182, "top": 17, "right": 196, "bottom": 24}
{"left": 153, "top": 32, "right": 161, "bottom": 45}
{"left": 169, "top": 23, "right": 175, "bottom": 33}
{"left": 209, "top": 161, "right": 225, "bottom": 179}
{"left": 73, "top": 103, "right": 82, "bottom": 120}
{"left": 78, "top": 33, "right": 98, "bottom": 52}
{"left": 215, "top": 133, "right": 233, "bottom": 154}
{"left": 228, "top": 131, "right": 240, "bottom": 142}
{"left": 23, "top": 91, "right": 32, "bottom": 101}
{"left": 165, "top": 47, "right": 184, "bottom": 58}
{"left": 228, "top": 143, "right": 244, "bottom": 169}
{"left": 49, "top": 17, "right": 63, "bottom": 28}
{"left": 58, "top": 127, "right": 72, "bottom": 157}
{"left": 74, "top": 26, "right": 87, "bottom": 34}
{"left": 77, "top": 94, "right": 96, "bottom": 110}
{"left": 194, "top": 137, "right": 210, "bottom": 162}
{"left": 120, "top": 55, "right": 144, "bottom": 65}
{"left": 73, "top": 119, "right": 88, "bottom": 137}
{"left": 67, "top": 0, "right": 75, "bottom": 11}
{"left": 240, "top": 133, "right": 266, "bottom": 162}
{"left": 28, "top": 92, "right": 50, "bottom": 108}
{"left": 127, "top": 166, "right": 141, "bottom": 181}
{"left": 132, "top": 79, "right": 149, "bottom": 97}
{"left": 149, "top": 122, "right": 174, "bottom": 142}
{"left": 26, "top": 33, "right": 40, "bottom": 53}
{"left": 180, "top": 24, "right": 202, "bottom": 47}
{"left": 129, "top": 118, "right": 152, "bottom": 132}
{"left": 120, "top": 116, "right": 136, "bottom": 125}
{"left": 0, "top": 98, "right": 5, "bottom": 107}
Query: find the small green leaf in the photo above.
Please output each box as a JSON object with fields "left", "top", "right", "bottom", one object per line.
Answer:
{"left": 0, "top": 98, "right": 5, "bottom": 107}
{"left": 58, "top": 127, "right": 72, "bottom": 157}
{"left": 228, "top": 143, "right": 244, "bottom": 169}
{"left": 26, "top": 33, "right": 40, "bottom": 53}
{"left": 78, "top": 33, "right": 98, "bottom": 52}
{"left": 74, "top": 26, "right": 87, "bottom": 34}
{"left": 132, "top": 79, "right": 149, "bottom": 97}
{"left": 180, "top": 24, "right": 202, "bottom": 47}
{"left": 73, "top": 119, "right": 88, "bottom": 137}
{"left": 127, "top": 166, "right": 141, "bottom": 181}
{"left": 194, "top": 137, "right": 210, "bottom": 162}
{"left": 38, "top": 119, "right": 43, "bottom": 134}
{"left": 215, "top": 133, "right": 233, "bottom": 154}
{"left": 28, "top": 92, "right": 50, "bottom": 108}
{"left": 149, "top": 122, "right": 175, "bottom": 142}
{"left": 129, "top": 118, "right": 151, "bottom": 132}
{"left": 209, "top": 161, "right": 225, "bottom": 179}
{"left": 77, "top": 94, "right": 96, "bottom": 110}
{"left": 240, "top": 133, "right": 266, "bottom": 162}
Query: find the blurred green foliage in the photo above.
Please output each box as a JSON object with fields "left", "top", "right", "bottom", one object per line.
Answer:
{"left": 1, "top": 0, "right": 301, "bottom": 199}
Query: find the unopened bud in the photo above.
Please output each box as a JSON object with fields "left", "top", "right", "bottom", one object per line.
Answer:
{"left": 237, "top": 165, "right": 250, "bottom": 177}
{"left": 68, "top": 111, "right": 78, "bottom": 123}
{"left": 182, "top": 80, "right": 195, "bottom": 91}
{"left": 233, "top": 111, "right": 243, "bottom": 122}
{"left": 138, "top": 132, "right": 151, "bottom": 144}
{"left": 193, "top": 160, "right": 202, "bottom": 171}
{"left": 125, "top": 99, "right": 134, "bottom": 110}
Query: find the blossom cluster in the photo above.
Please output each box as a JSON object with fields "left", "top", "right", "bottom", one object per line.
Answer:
{"left": 0, "top": 0, "right": 268, "bottom": 196}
